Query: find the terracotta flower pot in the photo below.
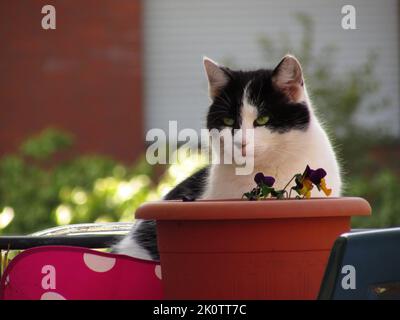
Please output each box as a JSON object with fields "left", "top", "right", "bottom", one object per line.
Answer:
{"left": 136, "top": 197, "right": 371, "bottom": 300}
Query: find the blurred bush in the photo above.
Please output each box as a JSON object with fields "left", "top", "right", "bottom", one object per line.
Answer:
{"left": 257, "top": 13, "right": 400, "bottom": 228}
{"left": 0, "top": 128, "right": 204, "bottom": 235}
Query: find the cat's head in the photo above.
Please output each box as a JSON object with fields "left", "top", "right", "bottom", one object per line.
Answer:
{"left": 204, "top": 55, "right": 312, "bottom": 167}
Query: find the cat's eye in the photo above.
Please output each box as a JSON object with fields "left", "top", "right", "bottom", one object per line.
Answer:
{"left": 255, "top": 116, "right": 270, "bottom": 126}
{"left": 223, "top": 117, "right": 234, "bottom": 126}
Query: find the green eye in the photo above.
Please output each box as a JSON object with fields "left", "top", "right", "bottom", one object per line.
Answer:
{"left": 255, "top": 116, "right": 270, "bottom": 126}
{"left": 223, "top": 117, "right": 234, "bottom": 126}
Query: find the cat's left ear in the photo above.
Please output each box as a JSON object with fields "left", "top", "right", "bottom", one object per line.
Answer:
{"left": 272, "top": 55, "right": 305, "bottom": 102}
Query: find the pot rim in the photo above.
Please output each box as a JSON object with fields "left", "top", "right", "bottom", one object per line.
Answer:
{"left": 136, "top": 197, "right": 371, "bottom": 220}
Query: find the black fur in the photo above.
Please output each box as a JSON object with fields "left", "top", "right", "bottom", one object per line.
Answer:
{"left": 131, "top": 167, "right": 209, "bottom": 260}
{"left": 207, "top": 69, "right": 310, "bottom": 133}
{"left": 163, "top": 166, "right": 209, "bottom": 200}
{"left": 130, "top": 220, "right": 159, "bottom": 260}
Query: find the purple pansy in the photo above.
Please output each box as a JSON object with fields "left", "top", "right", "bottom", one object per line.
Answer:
{"left": 254, "top": 172, "right": 275, "bottom": 187}
{"left": 304, "top": 165, "right": 327, "bottom": 185}
{"left": 243, "top": 165, "right": 332, "bottom": 200}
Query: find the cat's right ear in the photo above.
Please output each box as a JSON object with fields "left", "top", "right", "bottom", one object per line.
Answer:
{"left": 203, "top": 57, "right": 229, "bottom": 99}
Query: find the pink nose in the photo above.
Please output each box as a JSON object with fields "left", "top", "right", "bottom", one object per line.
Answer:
{"left": 242, "top": 144, "right": 247, "bottom": 157}
{"left": 234, "top": 141, "right": 246, "bottom": 149}
{"left": 234, "top": 141, "right": 247, "bottom": 156}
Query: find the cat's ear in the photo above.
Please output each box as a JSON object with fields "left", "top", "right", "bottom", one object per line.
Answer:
{"left": 272, "top": 55, "right": 305, "bottom": 102}
{"left": 203, "top": 57, "right": 229, "bottom": 99}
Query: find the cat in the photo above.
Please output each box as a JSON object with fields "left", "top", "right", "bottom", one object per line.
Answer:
{"left": 112, "top": 55, "right": 342, "bottom": 261}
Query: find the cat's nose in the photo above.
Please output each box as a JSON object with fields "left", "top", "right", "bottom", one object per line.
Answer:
{"left": 234, "top": 141, "right": 247, "bottom": 157}
{"left": 234, "top": 136, "right": 246, "bottom": 148}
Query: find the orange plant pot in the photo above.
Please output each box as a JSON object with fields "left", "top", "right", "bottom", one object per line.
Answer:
{"left": 136, "top": 197, "right": 371, "bottom": 300}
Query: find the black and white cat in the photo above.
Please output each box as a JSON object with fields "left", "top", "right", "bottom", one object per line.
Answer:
{"left": 113, "top": 55, "right": 342, "bottom": 261}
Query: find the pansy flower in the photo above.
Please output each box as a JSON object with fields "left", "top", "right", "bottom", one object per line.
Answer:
{"left": 243, "top": 166, "right": 332, "bottom": 200}
{"left": 243, "top": 173, "right": 276, "bottom": 200}
{"left": 254, "top": 173, "right": 275, "bottom": 187}
{"left": 292, "top": 165, "right": 332, "bottom": 198}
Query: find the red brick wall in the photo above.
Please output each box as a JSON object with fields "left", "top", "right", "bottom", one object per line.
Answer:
{"left": 0, "top": 0, "right": 143, "bottom": 162}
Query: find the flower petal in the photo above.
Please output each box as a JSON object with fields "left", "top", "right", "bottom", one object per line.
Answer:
{"left": 299, "top": 178, "right": 313, "bottom": 196}
{"left": 263, "top": 176, "right": 275, "bottom": 187}
{"left": 309, "top": 168, "right": 327, "bottom": 185}
{"left": 254, "top": 172, "right": 265, "bottom": 185}
{"left": 320, "top": 178, "right": 332, "bottom": 196}
{"left": 254, "top": 173, "right": 275, "bottom": 187}
{"left": 303, "top": 165, "right": 313, "bottom": 178}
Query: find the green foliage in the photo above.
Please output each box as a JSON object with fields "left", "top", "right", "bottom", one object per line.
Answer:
{"left": 350, "top": 170, "right": 400, "bottom": 228}
{"left": 257, "top": 13, "right": 400, "bottom": 228}
{"left": 0, "top": 128, "right": 204, "bottom": 235}
{"left": 0, "top": 129, "right": 154, "bottom": 234}
{"left": 20, "top": 128, "right": 73, "bottom": 160}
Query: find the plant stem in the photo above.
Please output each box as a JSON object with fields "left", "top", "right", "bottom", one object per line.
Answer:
{"left": 282, "top": 175, "right": 297, "bottom": 192}
{"left": 283, "top": 190, "right": 289, "bottom": 199}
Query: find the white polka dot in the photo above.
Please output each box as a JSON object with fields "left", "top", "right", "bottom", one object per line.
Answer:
{"left": 155, "top": 265, "right": 162, "bottom": 280}
{"left": 83, "top": 253, "right": 116, "bottom": 273}
{"left": 40, "top": 292, "right": 66, "bottom": 300}
{"left": 5, "top": 275, "right": 9, "bottom": 286}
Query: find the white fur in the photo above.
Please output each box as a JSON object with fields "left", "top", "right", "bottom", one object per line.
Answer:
{"left": 112, "top": 220, "right": 154, "bottom": 260}
{"left": 201, "top": 89, "right": 342, "bottom": 199}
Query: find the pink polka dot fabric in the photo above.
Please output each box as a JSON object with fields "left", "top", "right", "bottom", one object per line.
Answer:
{"left": 0, "top": 246, "right": 163, "bottom": 300}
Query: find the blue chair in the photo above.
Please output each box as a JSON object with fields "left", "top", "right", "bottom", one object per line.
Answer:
{"left": 319, "top": 228, "right": 400, "bottom": 299}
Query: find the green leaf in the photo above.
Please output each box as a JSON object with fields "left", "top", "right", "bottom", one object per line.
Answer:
{"left": 20, "top": 128, "right": 74, "bottom": 161}
{"left": 271, "top": 189, "right": 286, "bottom": 199}
{"left": 260, "top": 185, "right": 273, "bottom": 198}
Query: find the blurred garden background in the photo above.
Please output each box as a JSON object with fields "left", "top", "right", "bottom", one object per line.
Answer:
{"left": 0, "top": 0, "right": 399, "bottom": 234}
